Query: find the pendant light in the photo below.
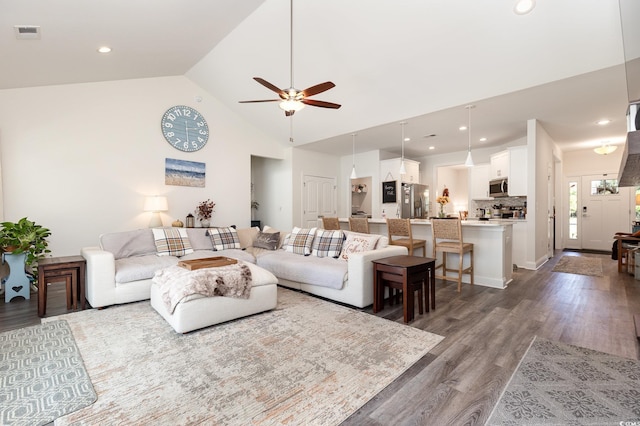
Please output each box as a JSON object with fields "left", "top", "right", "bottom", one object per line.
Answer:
{"left": 350, "top": 133, "right": 358, "bottom": 179}
{"left": 464, "top": 105, "right": 475, "bottom": 167}
{"left": 399, "top": 122, "right": 407, "bottom": 175}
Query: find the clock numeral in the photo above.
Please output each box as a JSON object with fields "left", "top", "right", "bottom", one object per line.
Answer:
{"left": 199, "top": 129, "right": 207, "bottom": 136}
{"left": 166, "top": 132, "right": 175, "bottom": 137}
{"left": 165, "top": 113, "right": 176, "bottom": 121}
{"left": 173, "top": 138, "right": 182, "bottom": 145}
{"left": 163, "top": 122, "right": 173, "bottom": 128}
{"left": 192, "top": 142, "right": 198, "bottom": 149}
{"left": 196, "top": 121, "right": 205, "bottom": 128}
{"left": 184, "top": 142, "right": 189, "bottom": 150}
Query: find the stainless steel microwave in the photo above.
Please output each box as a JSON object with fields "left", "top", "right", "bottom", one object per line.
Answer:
{"left": 489, "top": 178, "right": 508, "bottom": 197}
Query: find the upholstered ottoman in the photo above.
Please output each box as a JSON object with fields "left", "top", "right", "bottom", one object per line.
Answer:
{"left": 150, "top": 261, "right": 278, "bottom": 333}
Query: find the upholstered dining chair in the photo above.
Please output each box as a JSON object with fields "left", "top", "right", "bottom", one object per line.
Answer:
{"left": 321, "top": 217, "right": 341, "bottom": 230}
{"left": 386, "top": 218, "right": 426, "bottom": 256}
{"left": 431, "top": 218, "right": 474, "bottom": 292}
{"left": 349, "top": 217, "right": 370, "bottom": 234}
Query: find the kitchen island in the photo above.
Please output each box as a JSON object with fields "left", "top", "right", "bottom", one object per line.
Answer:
{"left": 338, "top": 218, "right": 513, "bottom": 289}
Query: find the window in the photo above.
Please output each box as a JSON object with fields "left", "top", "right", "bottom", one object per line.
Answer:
{"left": 569, "top": 181, "right": 577, "bottom": 240}
{"left": 590, "top": 179, "right": 618, "bottom": 195}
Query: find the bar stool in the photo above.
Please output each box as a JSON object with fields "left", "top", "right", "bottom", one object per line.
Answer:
{"left": 321, "top": 217, "right": 340, "bottom": 230}
{"left": 386, "top": 218, "right": 426, "bottom": 256}
{"left": 348, "top": 217, "right": 369, "bottom": 233}
{"left": 431, "top": 218, "right": 473, "bottom": 292}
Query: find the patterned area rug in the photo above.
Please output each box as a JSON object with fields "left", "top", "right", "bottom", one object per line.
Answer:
{"left": 0, "top": 321, "right": 97, "bottom": 426}
{"left": 552, "top": 256, "right": 604, "bottom": 277}
{"left": 487, "top": 337, "right": 640, "bottom": 425}
{"left": 44, "top": 288, "right": 443, "bottom": 425}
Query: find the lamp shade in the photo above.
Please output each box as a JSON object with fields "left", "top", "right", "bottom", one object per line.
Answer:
{"left": 144, "top": 196, "right": 168, "bottom": 212}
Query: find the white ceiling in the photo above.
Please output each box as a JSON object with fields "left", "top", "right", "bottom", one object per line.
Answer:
{"left": 2, "top": 0, "right": 633, "bottom": 159}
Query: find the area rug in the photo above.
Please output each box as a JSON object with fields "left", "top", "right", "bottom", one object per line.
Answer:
{"left": 0, "top": 321, "right": 97, "bottom": 426}
{"left": 486, "top": 336, "right": 640, "bottom": 425}
{"left": 44, "top": 288, "right": 444, "bottom": 425}
{"left": 552, "top": 255, "right": 604, "bottom": 277}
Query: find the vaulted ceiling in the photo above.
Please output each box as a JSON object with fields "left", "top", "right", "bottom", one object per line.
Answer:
{"left": 2, "top": 0, "right": 632, "bottom": 159}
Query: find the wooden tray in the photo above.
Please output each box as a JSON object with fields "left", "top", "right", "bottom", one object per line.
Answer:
{"left": 178, "top": 256, "right": 238, "bottom": 270}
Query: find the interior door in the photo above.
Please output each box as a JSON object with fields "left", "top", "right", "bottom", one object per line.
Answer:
{"left": 580, "top": 175, "right": 630, "bottom": 251}
{"left": 302, "top": 175, "right": 336, "bottom": 228}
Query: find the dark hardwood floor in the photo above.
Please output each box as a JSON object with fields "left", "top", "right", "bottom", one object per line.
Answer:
{"left": 1, "top": 251, "right": 639, "bottom": 425}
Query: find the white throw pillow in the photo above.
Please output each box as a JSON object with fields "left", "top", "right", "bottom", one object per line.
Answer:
{"left": 340, "top": 232, "right": 380, "bottom": 260}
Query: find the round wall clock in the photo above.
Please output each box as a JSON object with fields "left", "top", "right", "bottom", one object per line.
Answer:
{"left": 161, "top": 105, "right": 209, "bottom": 152}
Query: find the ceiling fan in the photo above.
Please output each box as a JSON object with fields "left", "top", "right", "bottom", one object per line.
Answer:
{"left": 239, "top": 0, "right": 341, "bottom": 117}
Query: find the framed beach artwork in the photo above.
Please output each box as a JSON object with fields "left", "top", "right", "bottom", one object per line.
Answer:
{"left": 165, "top": 158, "right": 205, "bottom": 187}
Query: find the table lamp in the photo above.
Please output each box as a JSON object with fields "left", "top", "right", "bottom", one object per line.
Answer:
{"left": 144, "top": 196, "right": 168, "bottom": 228}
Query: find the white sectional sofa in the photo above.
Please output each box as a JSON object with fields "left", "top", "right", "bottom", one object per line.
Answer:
{"left": 81, "top": 225, "right": 407, "bottom": 317}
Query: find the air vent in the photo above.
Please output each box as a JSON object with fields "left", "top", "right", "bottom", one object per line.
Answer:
{"left": 14, "top": 25, "right": 41, "bottom": 40}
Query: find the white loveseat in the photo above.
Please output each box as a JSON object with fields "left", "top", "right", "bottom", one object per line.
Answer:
{"left": 81, "top": 226, "right": 407, "bottom": 311}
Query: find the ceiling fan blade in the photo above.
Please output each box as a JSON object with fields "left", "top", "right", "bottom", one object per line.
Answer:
{"left": 253, "top": 77, "right": 286, "bottom": 97}
{"left": 238, "top": 99, "right": 280, "bottom": 103}
{"left": 301, "top": 81, "right": 335, "bottom": 97}
{"left": 301, "top": 99, "right": 341, "bottom": 109}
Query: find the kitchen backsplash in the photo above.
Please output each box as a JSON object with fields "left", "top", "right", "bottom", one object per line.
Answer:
{"left": 471, "top": 197, "right": 527, "bottom": 218}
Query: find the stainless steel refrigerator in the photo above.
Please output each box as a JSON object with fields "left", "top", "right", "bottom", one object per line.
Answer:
{"left": 400, "top": 183, "right": 429, "bottom": 219}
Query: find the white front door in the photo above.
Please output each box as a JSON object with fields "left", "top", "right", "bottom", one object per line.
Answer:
{"left": 302, "top": 175, "right": 336, "bottom": 228}
{"left": 580, "top": 175, "right": 630, "bottom": 251}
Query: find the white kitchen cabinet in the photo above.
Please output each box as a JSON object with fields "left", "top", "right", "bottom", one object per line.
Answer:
{"left": 469, "top": 163, "right": 491, "bottom": 200}
{"left": 508, "top": 145, "right": 528, "bottom": 196}
{"left": 490, "top": 151, "right": 509, "bottom": 179}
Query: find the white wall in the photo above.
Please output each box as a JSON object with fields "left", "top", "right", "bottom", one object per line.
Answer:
{"left": 0, "top": 76, "right": 285, "bottom": 256}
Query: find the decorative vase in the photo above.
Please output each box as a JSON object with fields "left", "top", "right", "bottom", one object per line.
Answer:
{"left": 200, "top": 219, "right": 210, "bottom": 228}
{"left": 438, "top": 204, "right": 446, "bottom": 218}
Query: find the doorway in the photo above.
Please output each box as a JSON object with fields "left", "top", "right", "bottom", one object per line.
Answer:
{"left": 565, "top": 174, "right": 631, "bottom": 251}
{"left": 302, "top": 175, "right": 336, "bottom": 228}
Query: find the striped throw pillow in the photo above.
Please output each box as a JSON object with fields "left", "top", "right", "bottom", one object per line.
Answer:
{"left": 207, "top": 227, "right": 241, "bottom": 250}
{"left": 312, "top": 229, "right": 345, "bottom": 258}
{"left": 152, "top": 228, "right": 194, "bottom": 257}
{"left": 284, "top": 227, "right": 317, "bottom": 256}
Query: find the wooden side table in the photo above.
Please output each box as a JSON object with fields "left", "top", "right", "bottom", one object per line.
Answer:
{"left": 372, "top": 255, "right": 436, "bottom": 323}
{"left": 37, "top": 255, "right": 86, "bottom": 317}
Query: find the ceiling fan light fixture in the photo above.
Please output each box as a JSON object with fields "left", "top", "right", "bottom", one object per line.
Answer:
{"left": 279, "top": 99, "right": 305, "bottom": 112}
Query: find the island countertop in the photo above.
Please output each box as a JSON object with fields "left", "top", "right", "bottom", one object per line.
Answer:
{"left": 331, "top": 217, "right": 513, "bottom": 289}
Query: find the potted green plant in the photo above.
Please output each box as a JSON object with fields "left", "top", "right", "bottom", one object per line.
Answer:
{"left": 0, "top": 217, "right": 51, "bottom": 286}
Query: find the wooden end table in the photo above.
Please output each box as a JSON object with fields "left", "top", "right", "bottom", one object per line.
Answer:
{"left": 372, "top": 255, "right": 436, "bottom": 323}
{"left": 37, "top": 255, "right": 86, "bottom": 317}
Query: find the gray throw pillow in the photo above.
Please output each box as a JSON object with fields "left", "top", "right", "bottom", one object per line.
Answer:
{"left": 253, "top": 231, "right": 280, "bottom": 250}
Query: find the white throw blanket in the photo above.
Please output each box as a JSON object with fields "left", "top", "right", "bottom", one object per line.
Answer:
{"left": 153, "top": 263, "right": 252, "bottom": 314}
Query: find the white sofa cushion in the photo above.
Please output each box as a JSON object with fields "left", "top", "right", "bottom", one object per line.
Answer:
{"left": 115, "top": 254, "right": 179, "bottom": 284}
{"left": 257, "top": 251, "right": 347, "bottom": 289}
{"left": 100, "top": 229, "right": 157, "bottom": 259}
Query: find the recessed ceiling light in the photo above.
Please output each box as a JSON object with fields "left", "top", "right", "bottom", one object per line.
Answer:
{"left": 459, "top": 126, "right": 467, "bottom": 131}
{"left": 97, "top": 46, "right": 112, "bottom": 54}
{"left": 596, "top": 119, "right": 611, "bottom": 126}
{"left": 404, "top": 137, "right": 410, "bottom": 142}
{"left": 479, "top": 137, "right": 487, "bottom": 142}
{"left": 514, "top": 0, "right": 536, "bottom": 15}
{"left": 428, "top": 146, "right": 435, "bottom": 150}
